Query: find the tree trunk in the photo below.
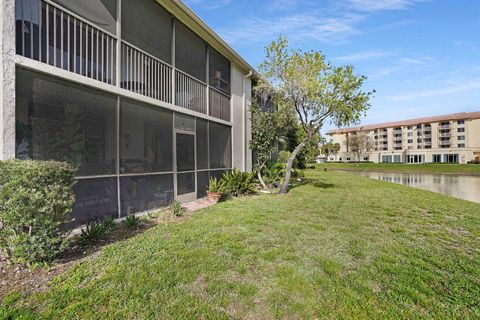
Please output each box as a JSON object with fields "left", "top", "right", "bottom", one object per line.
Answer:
{"left": 258, "top": 171, "right": 268, "bottom": 190}
{"left": 279, "top": 136, "right": 310, "bottom": 195}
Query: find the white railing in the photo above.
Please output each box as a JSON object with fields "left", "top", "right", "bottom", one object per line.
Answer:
{"left": 209, "top": 87, "right": 231, "bottom": 121}
{"left": 121, "top": 42, "right": 172, "bottom": 104}
{"left": 16, "top": 0, "right": 117, "bottom": 85}
{"left": 175, "top": 70, "right": 207, "bottom": 114}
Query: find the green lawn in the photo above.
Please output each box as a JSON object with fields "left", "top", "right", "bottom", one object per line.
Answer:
{"left": 317, "top": 162, "right": 480, "bottom": 174}
{"left": 2, "top": 170, "right": 480, "bottom": 319}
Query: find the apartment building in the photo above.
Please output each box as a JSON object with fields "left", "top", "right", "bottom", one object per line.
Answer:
{"left": 326, "top": 112, "right": 480, "bottom": 164}
{"left": 0, "top": 0, "right": 254, "bottom": 226}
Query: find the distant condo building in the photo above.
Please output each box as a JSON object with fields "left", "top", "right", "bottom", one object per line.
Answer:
{"left": 326, "top": 112, "right": 480, "bottom": 164}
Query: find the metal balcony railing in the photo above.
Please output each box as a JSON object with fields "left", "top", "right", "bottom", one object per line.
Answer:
{"left": 175, "top": 69, "right": 207, "bottom": 115}
{"left": 121, "top": 42, "right": 172, "bottom": 104}
{"left": 15, "top": 0, "right": 233, "bottom": 121}
{"left": 439, "top": 125, "right": 450, "bottom": 129}
{"left": 209, "top": 87, "right": 231, "bottom": 121}
{"left": 439, "top": 133, "right": 451, "bottom": 138}
{"left": 16, "top": 0, "right": 117, "bottom": 85}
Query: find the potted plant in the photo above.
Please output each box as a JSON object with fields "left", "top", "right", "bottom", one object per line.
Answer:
{"left": 206, "top": 177, "right": 223, "bottom": 203}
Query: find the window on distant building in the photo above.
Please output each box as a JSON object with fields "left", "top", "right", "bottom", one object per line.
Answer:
{"left": 408, "top": 126, "right": 413, "bottom": 130}
{"left": 407, "top": 132, "right": 413, "bottom": 137}
{"left": 458, "top": 144, "right": 465, "bottom": 148}
{"left": 408, "top": 139, "right": 413, "bottom": 143}
{"left": 433, "top": 154, "right": 442, "bottom": 163}
{"left": 458, "top": 136, "right": 465, "bottom": 141}
{"left": 416, "top": 124, "right": 422, "bottom": 129}
{"left": 458, "top": 120, "right": 465, "bottom": 125}
{"left": 458, "top": 128, "right": 465, "bottom": 133}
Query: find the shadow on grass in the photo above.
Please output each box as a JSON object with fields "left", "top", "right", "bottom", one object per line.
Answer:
{"left": 289, "top": 178, "right": 337, "bottom": 190}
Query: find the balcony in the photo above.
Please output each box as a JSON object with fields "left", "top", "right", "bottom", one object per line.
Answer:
{"left": 394, "top": 143, "right": 402, "bottom": 148}
{"left": 15, "top": 0, "right": 231, "bottom": 121}
{"left": 439, "top": 124, "right": 450, "bottom": 130}
{"left": 439, "top": 132, "right": 451, "bottom": 138}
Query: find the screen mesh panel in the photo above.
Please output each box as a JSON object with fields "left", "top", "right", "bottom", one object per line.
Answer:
{"left": 121, "top": 174, "right": 174, "bottom": 216}
{"left": 122, "top": 0, "right": 172, "bottom": 63}
{"left": 209, "top": 122, "right": 232, "bottom": 169}
{"left": 71, "top": 178, "right": 118, "bottom": 227}
{"left": 175, "top": 21, "right": 206, "bottom": 81}
{"left": 196, "top": 119, "right": 208, "bottom": 170}
{"left": 209, "top": 47, "right": 230, "bottom": 94}
{"left": 16, "top": 68, "right": 117, "bottom": 176}
{"left": 120, "top": 99, "right": 173, "bottom": 174}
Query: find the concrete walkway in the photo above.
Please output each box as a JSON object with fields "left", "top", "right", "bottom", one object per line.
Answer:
{"left": 182, "top": 198, "right": 215, "bottom": 212}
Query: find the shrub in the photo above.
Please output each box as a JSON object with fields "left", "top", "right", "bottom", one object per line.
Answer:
{"left": 263, "top": 161, "right": 285, "bottom": 185}
{"left": 124, "top": 215, "right": 141, "bottom": 229}
{"left": 171, "top": 201, "right": 185, "bottom": 217}
{"left": 0, "top": 160, "right": 76, "bottom": 264}
{"left": 102, "top": 216, "right": 118, "bottom": 232}
{"left": 220, "top": 169, "right": 257, "bottom": 197}
{"left": 293, "top": 169, "right": 305, "bottom": 178}
{"left": 80, "top": 220, "right": 106, "bottom": 244}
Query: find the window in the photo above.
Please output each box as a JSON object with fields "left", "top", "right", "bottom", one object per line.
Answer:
{"left": 408, "top": 139, "right": 413, "bottom": 144}
{"left": 16, "top": 68, "right": 117, "bottom": 176}
{"left": 209, "top": 122, "right": 232, "bottom": 169}
{"left": 382, "top": 155, "right": 392, "bottom": 163}
{"left": 408, "top": 126, "right": 413, "bottom": 130}
{"left": 458, "top": 144, "right": 465, "bottom": 148}
{"left": 393, "top": 155, "right": 402, "bottom": 163}
{"left": 444, "top": 154, "right": 459, "bottom": 163}
{"left": 209, "top": 47, "right": 231, "bottom": 94}
{"left": 458, "top": 128, "right": 465, "bottom": 133}
{"left": 122, "top": 0, "right": 172, "bottom": 63}
{"left": 407, "top": 132, "right": 413, "bottom": 137}
{"left": 458, "top": 120, "right": 465, "bottom": 125}
{"left": 458, "top": 136, "right": 465, "bottom": 141}
{"left": 175, "top": 21, "right": 206, "bottom": 81}
{"left": 120, "top": 99, "right": 173, "bottom": 174}
{"left": 407, "top": 155, "right": 424, "bottom": 163}
{"left": 433, "top": 154, "right": 442, "bottom": 163}
{"left": 417, "top": 139, "right": 422, "bottom": 143}
{"left": 417, "top": 125, "right": 422, "bottom": 129}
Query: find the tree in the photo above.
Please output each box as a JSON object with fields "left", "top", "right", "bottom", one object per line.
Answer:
{"left": 347, "top": 132, "right": 373, "bottom": 161}
{"left": 250, "top": 98, "right": 278, "bottom": 189}
{"left": 256, "top": 36, "right": 374, "bottom": 194}
{"left": 321, "top": 141, "right": 341, "bottom": 161}
{"left": 332, "top": 143, "right": 341, "bottom": 161}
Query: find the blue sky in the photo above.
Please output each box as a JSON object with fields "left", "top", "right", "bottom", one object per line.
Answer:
{"left": 185, "top": 0, "right": 480, "bottom": 135}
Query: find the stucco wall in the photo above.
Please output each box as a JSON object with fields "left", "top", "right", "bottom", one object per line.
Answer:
{"left": 230, "top": 63, "right": 251, "bottom": 172}
{"left": 0, "top": 0, "right": 16, "bottom": 160}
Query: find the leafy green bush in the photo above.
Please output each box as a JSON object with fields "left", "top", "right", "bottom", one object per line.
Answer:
{"left": 124, "top": 215, "right": 141, "bottom": 229}
{"left": 0, "top": 160, "right": 76, "bottom": 264}
{"left": 220, "top": 169, "right": 257, "bottom": 197}
{"left": 293, "top": 169, "right": 305, "bottom": 178}
{"left": 263, "top": 161, "right": 285, "bottom": 185}
{"left": 80, "top": 220, "right": 106, "bottom": 244}
{"left": 102, "top": 216, "right": 118, "bottom": 232}
{"left": 171, "top": 201, "right": 185, "bottom": 217}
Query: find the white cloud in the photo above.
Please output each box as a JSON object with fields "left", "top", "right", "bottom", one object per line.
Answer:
{"left": 333, "top": 49, "right": 392, "bottom": 62}
{"left": 388, "top": 79, "right": 480, "bottom": 102}
{"left": 219, "top": 13, "right": 364, "bottom": 45}
{"left": 348, "top": 0, "right": 423, "bottom": 12}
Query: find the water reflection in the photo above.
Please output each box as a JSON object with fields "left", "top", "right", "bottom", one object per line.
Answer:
{"left": 354, "top": 171, "right": 480, "bottom": 204}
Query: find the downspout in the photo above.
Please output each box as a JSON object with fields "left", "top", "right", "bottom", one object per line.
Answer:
{"left": 242, "top": 70, "right": 253, "bottom": 171}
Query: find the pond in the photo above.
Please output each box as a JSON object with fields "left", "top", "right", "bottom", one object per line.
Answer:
{"left": 351, "top": 171, "right": 480, "bottom": 204}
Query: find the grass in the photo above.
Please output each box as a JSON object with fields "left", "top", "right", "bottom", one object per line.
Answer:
{"left": 2, "top": 170, "right": 480, "bottom": 319}
{"left": 317, "top": 162, "right": 480, "bottom": 174}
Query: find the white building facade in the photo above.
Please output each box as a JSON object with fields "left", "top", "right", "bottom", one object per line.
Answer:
{"left": 0, "top": 0, "right": 253, "bottom": 226}
{"left": 326, "top": 112, "right": 480, "bottom": 164}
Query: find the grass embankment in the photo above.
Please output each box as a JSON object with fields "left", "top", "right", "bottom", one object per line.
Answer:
{"left": 317, "top": 162, "right": 480, "bottom": 175}
{"left": 2, "top": 170, "right": 480, "bottom": 319}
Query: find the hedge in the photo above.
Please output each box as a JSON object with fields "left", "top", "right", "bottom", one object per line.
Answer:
{"left": 0, "top": 160, "right": 76, "bottom": 264}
